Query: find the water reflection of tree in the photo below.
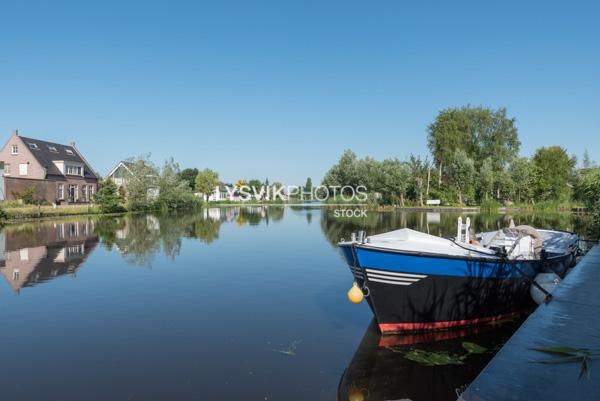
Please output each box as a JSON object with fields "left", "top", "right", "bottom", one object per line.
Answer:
{"left": 194, "top": 218, "right": 221, "bottom": 244}
{"left": 319, "top": 209, "right": 591, "bottom": 247}
{"left": 93, "top": 207, "right": 280, "bottom": 267}
{"left": 97, "top": 215, "right": 163, "bottom": 266}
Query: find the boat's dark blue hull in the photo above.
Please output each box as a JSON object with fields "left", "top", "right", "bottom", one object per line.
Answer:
{"left": 340, "top": 244, "right": 574, "bottom": 333}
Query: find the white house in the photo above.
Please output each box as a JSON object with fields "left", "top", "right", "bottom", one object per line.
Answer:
{"left": 106, "top": 160, "right": 160, "bottom": 199}
{"left": 197, "top": 184, "right": 289, "bottom": 202}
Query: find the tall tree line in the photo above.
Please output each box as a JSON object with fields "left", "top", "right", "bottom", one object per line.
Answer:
{"left": 323, "top": 105, "right": 587, "bottom": 206}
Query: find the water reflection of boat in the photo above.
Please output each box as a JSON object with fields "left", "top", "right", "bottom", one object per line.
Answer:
{"left": 0, "top": 221, "right": 98, "bottom": 293}
{"left": 339, "top": 223, "right": 578, "bottom": 333}
{"left": 338, "top": 318, "right": 523, "bottom": 401}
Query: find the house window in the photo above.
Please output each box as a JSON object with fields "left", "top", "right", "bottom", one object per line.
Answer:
{"left": 66, "top": 243, "right": 84, "bottom": 256}
{"left": 88, "top": 185, "right": 95, "bottom": 199}
{"left": 68, "top": 223, "right": 78, "bottom": 237}
{"left": 81, "top": 185, "right": 87, "bottom": 201}
{"left": 11, "top": 145, "right": 18, "bottom": 155}
{"left": 56, "top": 224, "right": 65, "bottom": 240}
{"left": 65, "top": 148, "right": 74, "bottom": 155}
{"left": 48, "top": 145, "right": 58, "bottom": 153}
{"left": 57, "top": 183, "right": 64, "bottom": 200}
{"left": 19, "top": 163, "right": 28, "bottom": 176}
{"left": 4, "top": 163, "right": 10, "bottom": 174}
{"left": 28, "top": 142, "right": 39, "bottom": 150}
{"left": 66, "top": 165, "right": 83, "bottom": 175}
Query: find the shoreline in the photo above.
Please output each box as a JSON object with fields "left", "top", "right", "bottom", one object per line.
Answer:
{"left": 205, "top": 202, "right": 588, "bottom": 214}
{"left": 0, "top": 202, "right": 589, "bottom": 224}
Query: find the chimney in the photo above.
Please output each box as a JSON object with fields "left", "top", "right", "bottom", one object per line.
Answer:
{"left": 70, "top": 141, "right": 76, "bottom": 148}
{"left": 13, "top": 129, "right": 18, "bottom": 136}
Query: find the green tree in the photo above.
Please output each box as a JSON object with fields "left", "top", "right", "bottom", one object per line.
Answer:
{"left": 125, "top": 155, "right": 160, "bottom": 211}
{"left": 177, "top": 168, "right": 199, "bottom": 190}
{"left": 477, "top": 158, "right": 494, "bottom": 201}
{"left": 495, "top": 167, "right": 515, "bottom": 202}
{"left": 247, "top": 179, "right": 263, "bottom": 190}
{"left": 407, "top": 155, "right": 428, "bottom": 206}
{"left": 321, "top": 150, "right": 360, "bottom": 195}
{"left": 94, "top": 178, "right": 124, "bottom": 213}
{"left": 245, "top": 179, "right": 264, "bottom": 199}
{"left": 449, "top": 149, "right": 475, "bottom": 205}
{"left": 381, "top": 158, "right": 410, "bottom": 206}
{"left": 195, "top": 169, "right": 220, "bottom": 201}
{"left": 509, "top": 157, "right": 534, "bottom": 203}
{"left": 575, "top": 168, "right": 600, "bottom": 209}
{"left": 583, "top": 150, "right": 596, "bottom": 169}
{"left": 303, "top": 177, "right": 313, "bottom": 200}
{"left": 575, "top": 168, "right": 600, "bottom": 237}
{"left": 156, "top": 158, "right": 198, "bottom": 210}
{"left": 427, "top": 106, "right": 520, "bottom": 178}
{"left": 532, "top": 146, "right": 576, "bottom": 201}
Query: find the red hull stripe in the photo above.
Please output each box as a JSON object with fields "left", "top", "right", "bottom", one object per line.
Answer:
{"left": 378, "top": 327, "right": 479, "bottom": 347}
{"left": 378, "top": 312, "right": 519, "bottom": 333}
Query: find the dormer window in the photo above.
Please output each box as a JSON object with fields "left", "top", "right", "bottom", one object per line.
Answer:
{"left": 48, "top": 145, "right": 58, "bottom": 153}
{"left": 11, "top": 145, "right": 18, "bottom": 155}
{"left": 66, "top": 164, "right": 83, "bottom": 176}
{"left": 28, "top": 142, "right": 39, "bottom": 150}
{"left": 65, "top": 148, "right": 74, "bottom": 155}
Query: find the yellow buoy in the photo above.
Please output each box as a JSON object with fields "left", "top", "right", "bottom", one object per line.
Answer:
{"left": 348, "top": 388, "right": 364, "bottom": 401}
{"left": 347, "top": 281, "right": 364, "bottom": 304}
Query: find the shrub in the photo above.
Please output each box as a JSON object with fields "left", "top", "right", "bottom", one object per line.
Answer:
{"left": 12, "top": 185, "right": 38, "bottom": 205}
{"left": 94, "top": 179, "right": 124, "bottom": 213}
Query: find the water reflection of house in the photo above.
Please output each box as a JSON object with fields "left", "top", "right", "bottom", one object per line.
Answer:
{"left": 115, "top": 215, "right": 161, "bottom": 241}
{"left": 203, "top": 206, "right": 270, "bottom": 223}
{"left": 204, "top": 207, "right": 222, "bottom": 221}
{"left": 111, "top": 215, "right": 161, "bottom": 255}
{"left": 203, "top": 207, "right": 243, "bottom": 223}
{"left": 0, "top": 221, "right": 99, "bottom": 293}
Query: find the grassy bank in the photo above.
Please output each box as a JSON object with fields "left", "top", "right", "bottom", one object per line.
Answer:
{"left": 2, "top": 204, "right": 105, "bottom": 221}
{"left": 0, "top": 200, "right": 589, "bottom": 223}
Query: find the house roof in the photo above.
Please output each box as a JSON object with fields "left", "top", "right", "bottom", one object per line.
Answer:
{"left": 107, "top": 160, "right": 134, "bottom": 177}
{"left": 107, "top": 160, "right": 158, "bottom": 180}
{"left": 18, "top": 136, "right": 97, "bottom": 179}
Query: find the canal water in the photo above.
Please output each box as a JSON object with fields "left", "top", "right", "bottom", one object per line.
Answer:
{"left": 0, "top": 208, "right": 590, "bottom": 401}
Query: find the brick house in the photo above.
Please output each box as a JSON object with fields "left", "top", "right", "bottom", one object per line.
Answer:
{"left": 0, "top": 130, "right": 99, "bottom": 204}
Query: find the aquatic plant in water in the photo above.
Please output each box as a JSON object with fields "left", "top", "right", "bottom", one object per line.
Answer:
{"left": 530, "top": 346, "right": 597, "bottom": 380}
{"left": 462, "top": 341, "right": 488, "bottom": 354}
{"left": 402, "top": 342, "right": 489, "bottom": 366}
{"left": 403, "top": 349, "right": 465, "bottom": 366}
{"left": 273, "top": 340, "right": 302, "bottom": 356}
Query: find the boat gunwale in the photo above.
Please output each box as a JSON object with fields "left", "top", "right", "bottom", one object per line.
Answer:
{"left": 338, "top": 241, "right": 575, "bottom": 264}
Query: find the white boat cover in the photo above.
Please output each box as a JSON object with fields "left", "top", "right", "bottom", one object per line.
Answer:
{"left": 354, "top": 227, "right": 577, "bottom": 261}
{"left": 363, "top": 228, "right": 497, "bottom": 258}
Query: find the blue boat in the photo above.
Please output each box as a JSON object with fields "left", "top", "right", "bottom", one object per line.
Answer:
{"left": 338, "top": 221, "right": 578, "bottom": 334}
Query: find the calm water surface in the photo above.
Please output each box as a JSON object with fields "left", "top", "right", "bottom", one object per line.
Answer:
{"left": 0, "top": 208, "right": 589, "bottom": 401}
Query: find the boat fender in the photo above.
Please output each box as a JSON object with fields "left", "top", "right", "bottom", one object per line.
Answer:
{"left": 530, "top": 273, "right": 561, "bottom": 305}
{"left": 347, "top": 387, "right": 367, "bottom": 401}
{"left": 347, "top": 282, "right": 364, "bottom": 304}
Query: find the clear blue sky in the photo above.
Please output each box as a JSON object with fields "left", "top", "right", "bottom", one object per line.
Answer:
{"left": 1, "top": 0, "right": 598, "bottom": 184}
